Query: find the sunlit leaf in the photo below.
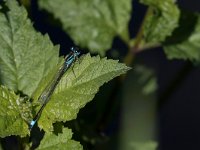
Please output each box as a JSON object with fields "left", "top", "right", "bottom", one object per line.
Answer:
{"left": 120, "top": 65, "right": 157, "bottom": 150}
{"left": 36, "top": 54, "right": 130, "bottom": 131}
{"left": 0, "top": 0, "right": 59, "bottom": 96}
{"left": 0, "top": 86, "right": 31, "bottom": 137}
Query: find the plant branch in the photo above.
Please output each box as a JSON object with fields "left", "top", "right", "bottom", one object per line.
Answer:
{"left": 124, "top": 7, "right": 153, "bottom": 67}
{"left": 137, "top": 42, "right": 161, "bottom": 52}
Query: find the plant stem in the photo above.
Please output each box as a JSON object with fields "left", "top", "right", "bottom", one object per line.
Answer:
{"left": 120, "top": 7, "right": 153, "bottom": 82}
{"left": 124, "top": 7, "right": 153, "bottom": 67}
{"left": 137, "top": 43, "right": 161, "bottom": 52}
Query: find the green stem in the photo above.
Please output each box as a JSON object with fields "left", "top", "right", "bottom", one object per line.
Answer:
{"left": 124, "top": 7, "right": 153, "bottom": 67}
{"left": 137, "top": 43, "right": 161, "bottom": 52}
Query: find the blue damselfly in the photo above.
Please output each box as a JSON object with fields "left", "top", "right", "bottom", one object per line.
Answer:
{"left": 29, "top": 47, "right": 80, "bottom": 130}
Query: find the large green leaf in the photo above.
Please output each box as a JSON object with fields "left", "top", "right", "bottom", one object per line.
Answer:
{"left": 38, "top": 0, "right": 132, "bottom": 55}
{"left": 140, "top": 0, "right": 180, "bottom": 43}
{"left": 164, "top": 12, "right": 200, "bottom": 63}
{"left": 0, "top": 0, "right": 59, "bottom": 96}
{"left": 0, "top": 0, "right": 130, "bottom": 138}
{"left": 0, "top": 86, "right": 31, "bottom": 137}
{"left": 37, "top": 128, "right": 83, "bottom": 150}
{"left": 36, "top": 54, "right": 130, "bottom": 131}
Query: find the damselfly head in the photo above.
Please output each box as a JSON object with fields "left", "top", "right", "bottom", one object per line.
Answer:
{"left": 71, "top": 47, "right": 80, "bottom": 57}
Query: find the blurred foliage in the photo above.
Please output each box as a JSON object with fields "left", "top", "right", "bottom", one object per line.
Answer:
{"left": 129, "top": 141, "right": 158, "bottom": 150}
{"left": 120, "top": 65, "right": 157, "bottom": 150}
{"left": 164, "top": 12, "right": 200, "bottom": 63}
{"left": 38, "top": 0, "right": 132, "bottom": 55}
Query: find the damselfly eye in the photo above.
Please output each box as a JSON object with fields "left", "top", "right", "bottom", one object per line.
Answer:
{"left": 71, "top": 47, "right": 79, "bottom": 53}
{"left": 71, "top": 47, "right": 75, "bottom": 51}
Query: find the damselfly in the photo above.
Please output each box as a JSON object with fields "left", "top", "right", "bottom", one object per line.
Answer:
{"left": 29, "top": 47, "right": 80, "bottom": 130}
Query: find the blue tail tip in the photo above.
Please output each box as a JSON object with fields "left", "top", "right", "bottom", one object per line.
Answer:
{"left": 29, "top": 120, "right": 36, "bottom": 130}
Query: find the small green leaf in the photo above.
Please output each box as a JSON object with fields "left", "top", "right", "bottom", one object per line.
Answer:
{"left": 37, "top": 54, "right": 130, "bottom": 131}
{"left": 0, "top": 86, "right": 31, "bottom": 137}
{"left": 38, "top": 0, "right": 132, "bottom": 55}
{"left": 164, "top": 12, "right": 200, "bottom": 63}
{"left": 0, "top": 0, "right": 59, "bottom": 96}
{"left": 37, "top": 128, "right": 83, "bottom": 150}
{"left": 140, "top": 0, "right": 180, "bottom": 43}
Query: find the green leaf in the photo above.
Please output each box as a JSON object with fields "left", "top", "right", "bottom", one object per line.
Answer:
{"left": 38, "top": 0, "right": 132, "bottom": 55}
{"left": 0, "top": 0, "right": 59, "bottom": 96}
{"left": 32, "top": 58, "right": 64, "bottom": 102}
{"left": 37, "top": 128, "right": 83, "bottom": 150}
{"left": 140, "top": 0, "right": 180, "bottom": 43}
{"left": 164, "top": 12, "right": 200, "bottom": 63}
{"left": 36, "top": 54, "right": 130, "bottom": 131}
{"left": 0, "top": 86, "right": 31, "bottom": 137}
